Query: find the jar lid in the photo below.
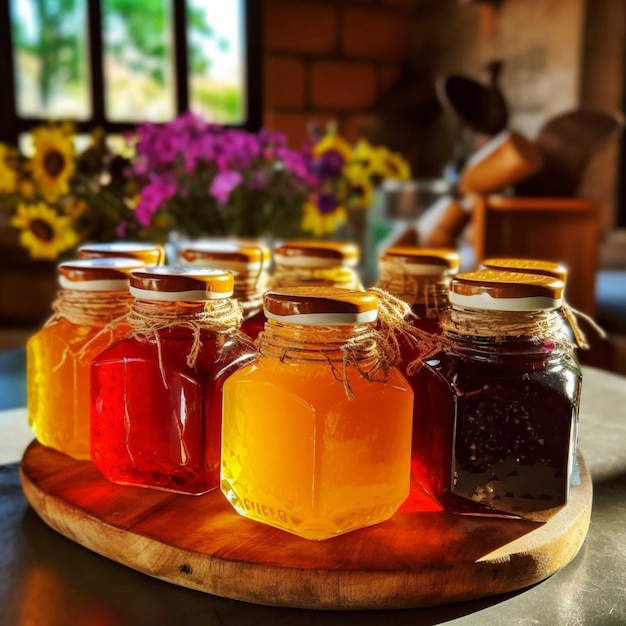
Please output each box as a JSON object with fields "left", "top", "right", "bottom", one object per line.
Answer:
{"left": 58, "top": 258, "right": 146, "bottom": 291}
{"left": 264, "top": 287, "right": 378, "bottom": 325}
{"left": 129, "top": 266, "right": 234, "bottom": 301}
{"left": 449, "top": 269, "right": 564, "bottom": 311}
{"left": 274, "top": 240, "right": 359, "bottom": 268}
{"left": 380, "top": 246, "right": 460, "bottom": 275}
{"left": 481, "top": 257, "right": 568, "bottom": 282}
{"left": 78, "top": 241, "right": 165, "bottom": 265}
{"left": 179, "top": 240, "right": 270, "bottom": 274}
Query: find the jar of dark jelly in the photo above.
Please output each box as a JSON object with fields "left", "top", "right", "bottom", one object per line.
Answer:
{"left": 90, "top": 266, "right": 257, "bottom": 495}
{"left": 411, "top": 269, "right": 582, "bottom": 517}
{"left": 269, "top": 240, "right": 363, "bottom": 291}
{"left": 179, "top": 239, "right": 271, "bottom": 340}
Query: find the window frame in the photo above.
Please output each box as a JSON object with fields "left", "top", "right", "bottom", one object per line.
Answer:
{"left": 0, "top": 0, "right": 262, "bottom": 144}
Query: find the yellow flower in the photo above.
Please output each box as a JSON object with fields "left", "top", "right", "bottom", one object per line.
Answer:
{"left": 313, "top": 131, "right": 353, "bottom": 162}
{"left": 343, "top": 163, "right": 373, "bottom": 210}
{"left": 378, "top": 147, "right": 411, "bottom": 181}
{"left": 352, "top": 140, "right": 411, "bottom": 181}
{"left": 30, "top": 125, "right": 76, "bottom": 202}
{"left": 301, "top": 195, "right": 347, "bottom": 237}
{"left": 62, "top": 197, "right": 88, "bottom": 218}
{"left": 10, "top": 202, "right": 79, "bottom": 260}
{"left": 0, "top": 143, "right": 18, "bottom": 194}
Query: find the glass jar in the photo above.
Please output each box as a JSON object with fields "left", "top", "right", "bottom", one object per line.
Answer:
{"left": 376, "top": 246, "right": 460, "bottom": 512}
{"left": 78, "top": 241, "right": 165, "bottom": 265}
{"left": 27, "top": 257, "right": 145, "bottom": 459}
{"left": 411, "top": 269, "right": 582, "bottom": 517}
{"left": 90, "top": 267, "right": 257, "bottom": 495}
{"left": 377, "top": 246, "right": 460, "bottom": 335}
{"left": 179, "top": 239, "right": 270, "bottom": 339}
{"left": 221, "top": 286, "right": 414, "bottom": 540}
{"left": 269, "top": 240, "right": 363, "bottom": 291}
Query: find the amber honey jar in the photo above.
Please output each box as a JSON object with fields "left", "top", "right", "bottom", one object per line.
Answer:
{"left": 220, "top": 286, "right": 414, "bottom": 540}
{"left": 269, "top": 240, "right": 363, "bottom": 290}
{"left": 179, "top": 239, "right": 270, "bottom": 339}
{"left": 90, "top": 267, "right": 256, "bottom": 495}
{"left": 411, "top": 269, "right": 582, "bottom": 517}
{"left": 27, "top": 257, "right": 145, "bottom": 459}
{"left": 78, "top": 241, "right": 165, "bottom": 265}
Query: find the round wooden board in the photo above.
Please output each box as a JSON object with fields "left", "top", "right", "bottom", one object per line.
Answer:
{"left": 20, "top": 441, "right": 592, "bottom": 610}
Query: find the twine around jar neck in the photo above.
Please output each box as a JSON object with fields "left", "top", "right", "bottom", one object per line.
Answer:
{"left": 128, "top": 298, "right": 250, "bottom": 387}
{"left": 47, "top": 289, "right": 134, "bottom": 327}
{"left": 257, "top": 287, "right": 434, "bottom": 399}
{"left": 440, "top": 306, "right": 575, "bottom": 352}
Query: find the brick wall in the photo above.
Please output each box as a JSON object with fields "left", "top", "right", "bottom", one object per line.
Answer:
{"left": 261, "top": 0, "right": 423, "bottom": 148}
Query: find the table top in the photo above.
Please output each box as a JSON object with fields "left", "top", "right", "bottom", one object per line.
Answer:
{"left": 1, "top": 364, "right": 625, "bottom": 625}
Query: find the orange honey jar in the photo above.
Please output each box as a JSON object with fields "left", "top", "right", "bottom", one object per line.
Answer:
{"left": 27, "top": 257, "right": 144, "bottom": 459}
{"left": 220, "top": 286, "right": 414, "bottom": 540}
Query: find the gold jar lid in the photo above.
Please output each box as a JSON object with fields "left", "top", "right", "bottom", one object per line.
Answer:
{"left": 274, "top": 240, "right": 360, "bottom": 268}
{"left": 179, "top": 240, "right": 270, "bottom": 274}
{"left": 264, "top": 287, "right": 377, "bottom": 325}
{"left": 481, "top": 257, "right": 568, "bottom": 282}
{"left": 380, "top": 246, "right": 460, "bottom": 275}
{"left": 78, "top": 241, "right": 165, "bottom": 265}
{"left": 129, "top": 266, "right": 234, "bottom": 302}
{"left": 450, "top": 269, "right": 564, "bottom": 311}
{"left": 58, "top": 258, "right": 146, "bottom": 291}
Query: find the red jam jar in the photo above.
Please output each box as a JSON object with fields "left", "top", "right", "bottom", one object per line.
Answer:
{"left": 78, "top": 241, "right": 165, "bottom": 265}
{"left": 179, "top": 239, "right": 270, "bottom": 340}
{"left": 269, "top": 240, "right": 363, "bottom": 290}
{"left": 411, "top": 269, "right": 582, "bottom": 517}
{"left": 90, "top": 266, "right": 256, "bottom": 495}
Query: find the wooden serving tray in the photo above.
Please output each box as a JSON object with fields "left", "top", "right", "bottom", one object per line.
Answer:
{"left": 20, "top": 440, "right": 592, "bottom": 610}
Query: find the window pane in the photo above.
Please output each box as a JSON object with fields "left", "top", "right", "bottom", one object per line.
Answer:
{"left": 187, "top": 0, "right": 246, "bottom": 124}
{"left": 102, "top": 0, "right": 175, "bottom": 122}
{"left": 10, "top": 0, "right": 90, "bottom": 119}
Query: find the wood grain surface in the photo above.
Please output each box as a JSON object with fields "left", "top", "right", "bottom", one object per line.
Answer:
{"left": 19, "top": 441, "right": 592, "bottom": 610}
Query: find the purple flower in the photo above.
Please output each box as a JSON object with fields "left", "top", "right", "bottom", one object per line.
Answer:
{"left": 115, "top": 220, "right": 129, "bottom": 238}
{"left": 276, "top": 147, "right": 311, "bottom": 182}
{"left": 316, "top": 191, "right": 339, "bottom": 215}
{"left": 247, "top": 170, "right": 269, "bottom": 190}
{"left": 209, "top": 170, "right": 243, "bottom": 204}
{"left": 315, "top": 149, "right": 345, "bottom": 180}
{"left": 135, "top": 177, "right": 177, "bottom": 227}
{"left": 259, "top": 128, "right": 288, "bottom": 149}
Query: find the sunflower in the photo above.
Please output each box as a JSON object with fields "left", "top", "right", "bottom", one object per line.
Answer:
{"left": 313, "top": 131, "right": 353, "bottom": 162}
{"left": 30, "top": 124, "right": 76, "bottom": 202}
{"left": 343, "top": 163, "right": 374, "bottom": 210}
{"left": 10, "top": 202, "right": 79, "bottom": 260}
{"left": 0, "top": 143, "right": 18, "bottom": 194}
{"left": 301, "top": 192, "right": 347, "bottom": 237}
{"left": 377, "top": 147, "right": 411, "bottom": 181}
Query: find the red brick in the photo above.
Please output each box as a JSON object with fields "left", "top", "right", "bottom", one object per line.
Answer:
{"left": 341, "top": 8, "right": 410, "bottom": 60}
{"left": 264, "top": 1, "right": 337, "bottom": 54}
{"left": 379, "top": 63, "right": 402, "bottom": 91}
{"left": 310, "top": 61, "right": 377, "bottom": 110}
{"left": 342, "top": 113, "right": 373, "bottom": 142}
{"left": 263, "top": 111, "right": 338, "bottom": 149}
{"left": 264, "top": 57, "right": 306, "bottom": 108}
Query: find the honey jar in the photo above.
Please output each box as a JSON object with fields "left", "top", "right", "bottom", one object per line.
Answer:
{"left": 220, "top": 286, "right": 414, "bottom": 539}
{"left": 27, "top": 257, "right": 144, "bottom": 459}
